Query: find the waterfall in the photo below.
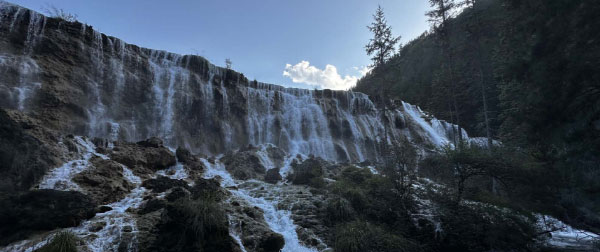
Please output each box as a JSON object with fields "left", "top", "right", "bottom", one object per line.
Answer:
{"left": 0, "top": 1, "right": 470, "bottom": 161}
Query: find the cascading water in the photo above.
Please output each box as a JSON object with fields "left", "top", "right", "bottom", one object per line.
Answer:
{"left": 38, "top": 136, "right": 107, "bottom": 191}
{"left": 1, "top": 1, "right": 471, "bottom": 160}
{"left": 201, "top": 156, "right": 317, "bottom": 252}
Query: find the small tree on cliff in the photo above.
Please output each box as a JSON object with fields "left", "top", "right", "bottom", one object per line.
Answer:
{"left": 42, "top": 4, "right": 78, "bottom": 22}
{"left": 366, "top": 6, "right": 400, "bottom": 67}
{"left": 225, "top": 58, "right": 232, "bottom": 69}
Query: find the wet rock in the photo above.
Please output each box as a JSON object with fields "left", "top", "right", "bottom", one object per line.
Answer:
{"left": 0, "top": 189, "right": 96, "bottom": 245}
{"left": 138, "top": 198, "right": 166, "bottom": 215}
{"left": 264, "top": 168, "right": 282, "bottom": 184}
{"left": 110, "top": 138, "right": 176, "bottom": 176}
{"left": 265, "top": 145, "right": 286, "bottom": 168}
{"left": 136, "top": 137, "right": 164, "bottom": 148}
{"left": 141, "top": 176, "right": 188, "bottom": 193}
{"left": 175, "top": 146, "right": 193, "bottom": 163}
{"left": 176, "top": 146, "right": 204, "bottom": 179}
{"left": 0, "top": 109, "right": 63, "bottom": 192}
{"left": 96, "top": 205, "right": 113, "bottom": 213}
{"left": 122, "top": 226, "right": 133, "bottom": 232}
{"left": 88, "top": 221, "right": 106, "bottom": 232}
{"left": 258, "top": 232, "right": 285, "bottom": 252}
{"left": 72, "top": 156, "right": 134, "bottom": 204}
{"left": 222, "top": 150, "right": 266, "bottom": 180}
{"left": 91, "top": 137, "right": 111, "bottom": 154}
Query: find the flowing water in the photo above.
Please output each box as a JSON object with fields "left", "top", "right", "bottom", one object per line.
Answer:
{"left": 201, "top": 156, "right": 318, "bottom": 252}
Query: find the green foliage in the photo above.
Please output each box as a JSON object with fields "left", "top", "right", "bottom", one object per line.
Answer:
{"left": 287, "top": 158, "right": 325, "bottom": 188}
{"left": 326, "top": 197, "right": 355, "bottom": 223}
{"left": 338, "top": 165, "right": 373, "bottom": 184}
{"left": 366, "top": 6, "right": 401, "bottom": 67}
{"left": 36, "top": 231, "right": 78, "bottom": 252}
{"left": 174, "top": 198, "right": 228, "bottom": 247}
{"left": 154, "top": 196, "right": 235, "bottom": 252}
{"left": 436, "top": 202, "right": 536, "bottom": 252}
{"left": 334, "top": 221, "right": 421, "bottom": 252}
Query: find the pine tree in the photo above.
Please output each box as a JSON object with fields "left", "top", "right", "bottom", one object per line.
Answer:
{"left": 366, "top": 6, "right": 400, "bottom": 67}
{"left": 426, "top": 0, "right": 456, "bottom": 33}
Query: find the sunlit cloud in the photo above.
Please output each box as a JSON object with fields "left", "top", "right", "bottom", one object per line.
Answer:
{"left": 283, "top": 61, "right": 369, "bottom": 90}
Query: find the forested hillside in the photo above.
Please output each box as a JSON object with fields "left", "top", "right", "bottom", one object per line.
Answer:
{"left": 356, "top": 0, "right": 600, "bottom": 234}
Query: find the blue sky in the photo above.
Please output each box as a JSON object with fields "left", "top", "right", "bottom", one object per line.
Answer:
{"left": 10, "top": 0, "right": 430, "bottom": 89}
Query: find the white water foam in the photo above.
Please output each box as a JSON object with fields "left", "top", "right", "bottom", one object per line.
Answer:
{"left": 38, "top": 136, "right": 107, "bottom": 191}
{"left": 202, "top": 157, "right": 317, "bottom": 252}
{"left": 536, "top": 214, "right": 599, "bottom": 249}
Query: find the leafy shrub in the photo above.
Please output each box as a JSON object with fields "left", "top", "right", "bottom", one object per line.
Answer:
{"left": 334, "top": 221, "right": 421, "bottom": 252}
{"left": 287, "top": 158, "right": 325, "bottom": 187}
{"left": 153, "top": 197, "right": 236, "bottom": 251}
{"left": 326, "top": 197, "right": 355, "bottom": 223}
{"left": 36, "top": 231, "right": 78, "bottom": 252}
{"left": 42, "top": 5, "right": 78, "bottom": 22}
{"left": 338, "top": 166, "right": 373, "bottom": 184}
{"left": 437, "top": 202, "right": 536, "bottom": 252}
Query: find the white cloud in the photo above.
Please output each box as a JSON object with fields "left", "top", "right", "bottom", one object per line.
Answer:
{"left": 354, "top": 66, "right": 372, "bottom": 76}
{"left": 283, "top": 61, "right": 370, "bottom": 90}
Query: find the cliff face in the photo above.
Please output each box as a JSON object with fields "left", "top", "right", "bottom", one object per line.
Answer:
{"left": 0, "top": 1, "right": 468, "bottom": 163}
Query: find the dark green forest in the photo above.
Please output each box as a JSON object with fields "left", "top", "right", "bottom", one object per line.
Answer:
{"left": 355, "top": 0, "right": 600, "bottom": 241}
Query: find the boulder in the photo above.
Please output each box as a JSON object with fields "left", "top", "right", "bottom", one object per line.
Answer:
{"left": 110, "top": 138, "right": 176, "bottom": 176}
{"left": 141, "top": 176, "right": 188, "bottom": 193}
{"left": 264, "top": 168, "right": 282, "bottom": 184}
{"left": 287, "top": 157, "right": 326, "bottom": 187}
{"left": 175, "top": 147, "right": 193, "bottom": 163}
{"left": 138, "top": 199, "right": 167, "bottom": 215}
{"left": 222, "top": 151, "right": 266, "bottom": 180}
{"left": 175, "top": 147, "right": 204, "bottom": 179}
{"left": 0, "top": 189, "right": 96, "bottom": 245}
{"left": 265, "top": 145, "right": 286, "bottom": 168}
{"left": 72, "top": 156, "right": 134, "bottom": 204}
{"left": 258, "top": 232, "right": 285, "bottom": 252}
{"left": 136, "top": 137, "right": 164, "bottom": 148}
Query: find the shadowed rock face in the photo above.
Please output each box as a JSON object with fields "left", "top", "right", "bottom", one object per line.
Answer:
{"left": 0, "top": 109, "right": 64, "bottom": 192}
{"left": 0, "top": 2, "right": 469, "bottom": 163}
{"left": 0, "top": 189, "right": 96, "bottom": 246}
{"left": 72, "top": 156, "right": 134, "bottom": 204}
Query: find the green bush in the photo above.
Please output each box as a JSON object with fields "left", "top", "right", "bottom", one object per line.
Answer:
{"left": 36, "top": 231, "right": 78, "bottom": 252}
{"left": 437, "top": 202, "right": 536, "bottom": 252}
{"left": 326, "top": 197, "right": 355, "bottom": 223}
{"left": 288, "top": 158, "right": 325, "bottom": 187}
{"left": 334, "top": 221, "right": 420, "bottom": 252}
{"left": 338, "top": 166, "right": 373, "bottom": 184}
{"left": 153, "top": 197, "right": 236, "bottom": 252}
